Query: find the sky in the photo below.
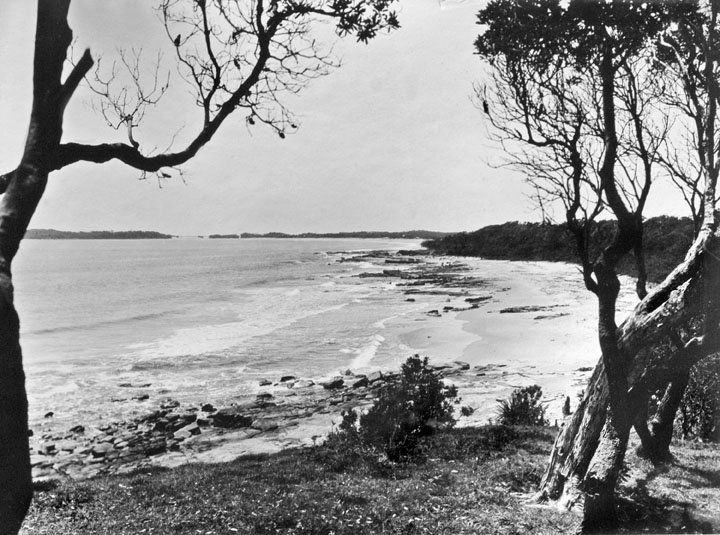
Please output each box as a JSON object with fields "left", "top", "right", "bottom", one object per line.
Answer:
{"left": 0, "top": 0, "right": 687, "bottom": 235}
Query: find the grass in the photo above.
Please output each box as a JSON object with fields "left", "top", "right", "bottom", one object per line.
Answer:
{"left": 20, "top": 426, "right": 720, "bottom": 534}
{"left": 22, "top": 426, "right": 577, "bottom": 535}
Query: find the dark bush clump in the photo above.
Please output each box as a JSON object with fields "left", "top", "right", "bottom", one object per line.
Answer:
{"left": 496, "top": 385, "right": 548, "bottom": 426}
{"left": 677, "top": 355, "right": 720, "bottom": 442}
{"left": 334, "top": 355, "right": 458, "bottom": 461}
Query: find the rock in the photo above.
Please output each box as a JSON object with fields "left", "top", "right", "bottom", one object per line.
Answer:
{"left": 280, "top": 375, "right": 296, "bottom": 382}
{"left": 406, "top": 298, "right": 416, "bottom": 302}
{"left": 251, "top": 419, "right": 279, "bottom": 432}
{"left": 41, "top": 443, "right": 56, "bottom": 455}
{"left": 320, "top": 377, "right": 344, "bottom": 390}
{"left": 426, "top": 310, "right": 441, "bottom": 317}
{"left": 91, "top": 442, "right": 114, "bottom": 458}
{"left": 118, "top": 383, "right": 151, "bottom": 388}
{"left": 212, "top": 408, "right": 253, "bottom": 429}
{"left": 465, "top": 296, "right": 492, "bottom": 304}
{"left": 132, "top": 394, "right": 150, "bottom": 401}
{"left": 350, "top": 376, "right": 369, "bottom": 389}
{"left": 28, "top": 429, "right": 33, "bottom": 437}
{"left": 44, "top": 411, "right": 54, "bottom": 418}
{"left": 452, "top": 360, "right": 470, "bottom": 371}
{"left": 256, "top": 392, "right": 274, "bottom": 401}
{"left": 160, "top": 399, "right": 180, "bottom": 409}
{"left": 173, "top": 423, "right": 200, "bottom": 440}
{"left": 56, "top": 441, "right": 76, "bottom": 453}
{"left": 367, "top": 371, "right": 383, "bottom": 383}
{"left": 342, "top": 369, "right": 354, "bottom": 376}
{"left": 196, "top": 418, "right": 212, "bottom": 427}
{"left": 145, "top": 438, "right": 167, "bottom": 456}
{"left": 499, "top": 305, "right": 553, "bottom": 314}
{"left": 292, "top": 380, "right": 315, "bottom": 389}
{"left": 258, "top": 378, "right": 272, "bottom": 386}
{"left": 30, "top": 454, "right": 47, "bottom": 468}
{"left": 201, "top": 403, "right": 216, "bottom": 413}
{"left": 69, "top": 424, "right": 85, "bottom": 434}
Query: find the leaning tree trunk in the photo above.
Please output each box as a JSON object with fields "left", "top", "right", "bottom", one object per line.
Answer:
{"left": 639, "top": 372, "right": 690, "bottom": 462}
{"left": 533, "top": 224, "right": 714, "bottom": 509}
{"left": 0, "top": 2, "right": 92, "bottom": 532}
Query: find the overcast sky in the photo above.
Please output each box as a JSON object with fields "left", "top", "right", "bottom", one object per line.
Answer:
{"left": 0, "top": 0, "right": 686, "bottom": 235}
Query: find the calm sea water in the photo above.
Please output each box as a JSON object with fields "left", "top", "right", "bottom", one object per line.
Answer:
{"left": 13, "top": 238, "right": 443, "bottom": 427}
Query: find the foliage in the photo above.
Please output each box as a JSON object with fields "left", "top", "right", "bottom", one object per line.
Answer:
{"left": 422, "top": 216, "right": 695, "bottom": 283}
{"left": 676, "top": 355, "right": 720, "bottom": 442}
{"left": 496, "top": 385, "right": 548, "bottom": 427}
{"left": 333, "top": 355, "right": 458, "bottom": 460}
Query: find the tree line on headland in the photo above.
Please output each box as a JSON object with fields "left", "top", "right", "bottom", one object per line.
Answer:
{"left": 25, "top": 229, "right": 173, "bottom": 240}
{"left": 422, "top": 216, "right": 694, "bottom": 283}
{"left": 240, "top": 230, "right": 448, "bottom": 240}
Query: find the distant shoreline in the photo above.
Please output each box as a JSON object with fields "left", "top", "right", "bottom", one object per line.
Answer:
{"left": 240, "top": 231, "right": 448, "bottom": 239}
{"left": 25, "top": 229, "right": 173, "bottom": 240}
{"left": 24, "top": 229, "right": 449, "bottom": 240}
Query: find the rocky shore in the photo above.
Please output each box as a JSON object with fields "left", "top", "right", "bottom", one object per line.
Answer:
{"left": 30, "top": 360, "right": 481, "bottom": 482}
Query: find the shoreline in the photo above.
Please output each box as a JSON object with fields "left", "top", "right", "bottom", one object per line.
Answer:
{"left": 29, "top": 250, "right": 639, "bottom": 482}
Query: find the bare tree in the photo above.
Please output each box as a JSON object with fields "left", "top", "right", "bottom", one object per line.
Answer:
{"left": 0, "top": 1, "right": 399, "bottom": 532}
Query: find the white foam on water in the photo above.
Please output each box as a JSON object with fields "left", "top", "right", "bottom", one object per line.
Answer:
{"left": 351, "top": 334, "right": 385, "bottom": 369}
{"left": 372, "top": 315, "right": 398, "bottom": 329}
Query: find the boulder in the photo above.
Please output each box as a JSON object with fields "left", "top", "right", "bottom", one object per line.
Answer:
{"left": 173, "top": 423, "right": 201, "bottom": 440}
{"left": 320, "top": 377, "right": 344, "bottom": 390}
{"left": 350, "top": 376, "right": 369, "bottom": 389}
{"left": 144, "top": 438, "right": 167, "bottom": 456}
{"left": 452, "top": 360, "right": 470, "bottom": 371}
{"left": 212, "top": 408, "right": 253, "bottom": 429}
{"left": 251, "top": 419, "right": 279, "bottom": 432}
{"left": 367, "top": 371, "right": 383, "bottom": 383}
{"left": 279, "top": 375, "right": 296, "bottom": 383}
{"left": 258, "top": 378, "right": 272, "bottom": 386}
{"left": 90, "top": 442, "right": 114, "bottom": 458}
{"left": 160, "top": 399, "right": 181, "bottom": 409}
{"left": 292, "top": 380, "right": 315, "bottom": 389}
{"left": 201, "top": 403, "right": 216, "bottom": 413}
{"left": 69, "top": 424, "right": 85, "bottom": 434}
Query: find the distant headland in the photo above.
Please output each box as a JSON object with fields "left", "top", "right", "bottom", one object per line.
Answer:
{"left": 24, "top": 229, "right": 449, "bottom": 240}
{"left": 25, "top": 229, "right": 174, "bottom": 240}
{"left": 240, "top": 231, "right": 449, "bottom": 240}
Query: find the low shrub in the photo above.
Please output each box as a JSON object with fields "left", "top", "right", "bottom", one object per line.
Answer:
{"left": 333, "top": 355, "right": 458, "bottom": 461}
{"left": 496, "top": 385, "right": 548, "bottom": 426}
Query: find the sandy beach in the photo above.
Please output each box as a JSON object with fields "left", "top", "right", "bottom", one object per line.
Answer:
{"left": 29, "top": 251, "right": 640, "bottom": 481}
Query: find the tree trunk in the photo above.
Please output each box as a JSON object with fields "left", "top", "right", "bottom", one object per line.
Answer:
{"left": 534, "top": 232, "right": 709, "bottom": 507}
{"left": 534, "top": 221, "right": 717, "bottom": 512}
{"left": 581, "top": 414, "right": 632, "bottom": 533}
{"left": 635, "top": 371, "right": 689, "bottom": 464}
{"left": 0, "top": 2, "right": 92, "bottom": 532}
{"left": 0, "top": 274, "right": 31, "bottom": 535}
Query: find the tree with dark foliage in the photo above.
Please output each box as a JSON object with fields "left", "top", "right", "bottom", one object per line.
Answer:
{"left": 476, "top": 1, "right": 720, "bottom": 531}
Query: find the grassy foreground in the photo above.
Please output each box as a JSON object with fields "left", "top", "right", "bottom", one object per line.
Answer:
{"left": 20, "top": 426, "right": 720, "bottom": 534}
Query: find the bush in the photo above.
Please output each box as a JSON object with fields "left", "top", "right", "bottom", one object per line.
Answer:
{"left": 335, "top": 355, "right": 458, "bottom": 461}
{"left": 496, "top": 385, "right": 547, "bottom": 426}
{"left": 676, "top": 355, "right": 720, "bottom": 441}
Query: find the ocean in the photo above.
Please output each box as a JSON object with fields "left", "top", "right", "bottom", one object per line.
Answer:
{"left": 14, "top": 238, "right": 467, "bottom": 428}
